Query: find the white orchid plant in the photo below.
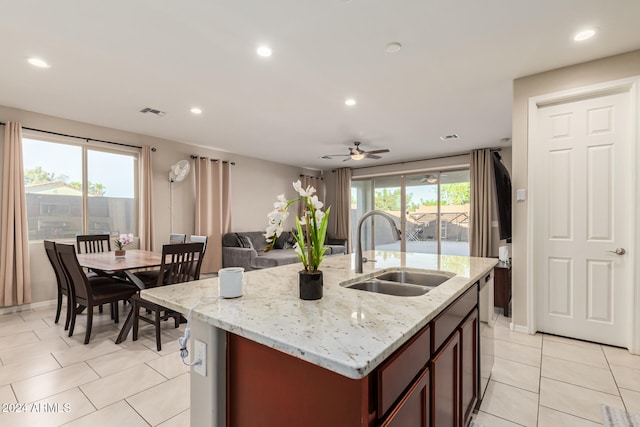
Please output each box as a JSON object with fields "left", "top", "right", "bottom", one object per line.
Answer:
{"left": 113, "top": 233, "right": 134, "bottom": 250}
{"left": 265, "top": 180, "right": 331, "bottom": 273}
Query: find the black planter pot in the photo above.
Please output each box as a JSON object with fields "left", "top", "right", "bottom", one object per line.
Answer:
{"left": 298, "top": 270, "right": 323, "bottom": 300}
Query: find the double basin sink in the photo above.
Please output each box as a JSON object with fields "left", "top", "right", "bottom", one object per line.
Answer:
{"left": 342, "top": 270, "right": 454, "bottom": 297}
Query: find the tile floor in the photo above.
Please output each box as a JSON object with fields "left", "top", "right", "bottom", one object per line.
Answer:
{"left": 1, "top": 303, "right": 639, "bottom": 426}
{"left": 474, "top": 315, "right": 640, "bottom": 426}
{"left": 0, "top": 303, "right": 190, "bottom": 426}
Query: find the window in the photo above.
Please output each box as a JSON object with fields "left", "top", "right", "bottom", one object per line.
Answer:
{"left": 22, "top": 137, "right": 138, "bottom": 240}
{"left": 352, "top": 169, "right": 470, "bottom": 256}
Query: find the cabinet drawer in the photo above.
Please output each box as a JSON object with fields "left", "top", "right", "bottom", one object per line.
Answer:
{"left": 432, "top": 283, "right": 478, "bottom": 353}
{"left": 378, "top": 325, "right": 431, "bottom": 417}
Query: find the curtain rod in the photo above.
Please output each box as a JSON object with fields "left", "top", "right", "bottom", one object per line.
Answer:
{"left": 0, "top": 121, "right": 156, "bottom": 151}
{"left": 190, "top": 154, "right": 235, "bottom": 165}
{"left": 299, "top": 174, "right": 323, "bottom": 180}
{"left": 334, "top": 147, "right": 502, "bottom": 172}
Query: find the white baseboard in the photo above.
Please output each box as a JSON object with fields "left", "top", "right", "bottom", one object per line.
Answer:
{"left": 510, "top": 323, "right": 530, "bottom": 334}
{"left": 0, "top": 299, "right": 57, "bottom": 316}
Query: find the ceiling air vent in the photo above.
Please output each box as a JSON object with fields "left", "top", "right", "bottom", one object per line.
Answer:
{"left": 440, "top": 134, "right": 460, "bottom": 141}
{"left": 140, "top": 107, "right": 167, "bottom": 116}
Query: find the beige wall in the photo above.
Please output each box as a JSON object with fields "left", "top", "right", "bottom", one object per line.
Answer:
{"left": 0, "top": 105, "right": 318, "bottom": 306}
{"left": 511, "top": 49, "right": 640, "bottom": 328}
{"left": 323, "top": 147, "right": 512, "bottom": 257}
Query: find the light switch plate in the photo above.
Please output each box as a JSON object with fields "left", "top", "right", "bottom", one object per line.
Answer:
{"left": 516, "top": 189, "right": 526, "bottom": 201}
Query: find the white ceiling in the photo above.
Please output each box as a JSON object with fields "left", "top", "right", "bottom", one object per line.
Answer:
{"left": 1, "top": 1, "right": 640, "bottom": 170}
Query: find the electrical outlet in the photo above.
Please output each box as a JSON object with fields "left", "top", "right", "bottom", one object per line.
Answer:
{"left": 194, "top": 340, "right": 207, "bottom": 377}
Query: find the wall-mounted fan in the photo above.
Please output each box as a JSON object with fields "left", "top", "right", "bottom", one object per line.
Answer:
{"left": 321, "top": 141, "right": 390, "bottom": 161}
{"left": 169, "top": 160, "right": 191, "bottom": 182}
{"left": 169, "top": 160, "right": 191, "bottom": 233}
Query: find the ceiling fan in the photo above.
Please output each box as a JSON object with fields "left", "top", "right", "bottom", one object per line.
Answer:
{"left": 321, "top": 142, "right": 390, "bottom": 161}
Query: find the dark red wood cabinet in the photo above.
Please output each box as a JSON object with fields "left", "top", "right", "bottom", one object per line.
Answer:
{"left": 460, "top": 309, "right": 479, "bottom": 423}
{"left": 226, "top": 282, "right": 479, "bottom": 427}
{"left": 380, "top": 367, "right": 430, "bottom": 427}
{"left": 431, "top": 330, "right": 460, "bottom": 427}
{"left": 494, "top": 261, "right": 512, "bottom": 317}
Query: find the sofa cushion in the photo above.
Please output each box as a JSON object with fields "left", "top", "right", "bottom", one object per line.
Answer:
{"left": 252, "top": 249, "right": 301, "bottom": 269}
{"left": 222, "top": 233, "right": 240, "bottom": 247}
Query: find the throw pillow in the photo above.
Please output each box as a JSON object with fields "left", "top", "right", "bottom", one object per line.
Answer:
{"left": 236, "top": 234, "right": 254, "bottom": 249}
{"left": 273, "top": 232, "right": 290, "bottom": 249}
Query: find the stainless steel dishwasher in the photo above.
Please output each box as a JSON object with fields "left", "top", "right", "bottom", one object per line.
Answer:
{"left": 478, "top": 269, "right": 496, "bottom": 403}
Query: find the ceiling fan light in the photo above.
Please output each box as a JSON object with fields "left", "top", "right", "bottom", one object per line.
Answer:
{"left": 351, "top": 153, "right": 365, "bottom": 160}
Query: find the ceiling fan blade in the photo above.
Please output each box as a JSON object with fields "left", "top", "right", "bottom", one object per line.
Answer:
{"left": 342, "top": 157, "right": 352, "bottom": 162}
{"left": 365, "top": 154, "right": 382, "bottom": 159}
{"left": 321, "top": 154, "right": 350, "bottom": 159}
{"left": 365, "top": 149, "right": 390, "bottom": 155}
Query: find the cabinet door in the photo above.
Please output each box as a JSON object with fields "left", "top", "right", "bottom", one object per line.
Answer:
{"left": 431, "top": 330, "right": 460, "bottom": 427}
{"left": 380, "top": 367, "right": 430, "bottom": 427}
{"left": 460, "top": 308, "right": 479, "bottom": 425}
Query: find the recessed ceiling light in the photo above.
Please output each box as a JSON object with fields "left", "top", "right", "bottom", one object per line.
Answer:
{"left": 27, "top": 57, "right": 51, "bottom": 68}
{"left": 440, "top": 134, "right": 460, "bottom": 141}
{"left": 385, "top": 42, "right": 402, "bottom": 53}
{"left": 256, "top": 46, "right": 272, "bottom": 57}
{"left": 345, "top": 98, "right": 357, "bottom": 106}
{"left": 574, "top": 29, "right": 596, "bottom": 41}
{"left": 190, "top": 107, "right": 202, "bottom": 115}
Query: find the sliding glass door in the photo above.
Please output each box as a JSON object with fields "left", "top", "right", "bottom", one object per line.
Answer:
{"left": 352, "top": 170, "right": 470, "bottom": 256}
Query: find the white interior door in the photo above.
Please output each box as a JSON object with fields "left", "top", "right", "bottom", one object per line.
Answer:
{"left": 534, "top": 89, "right": 633, "bottom": 346}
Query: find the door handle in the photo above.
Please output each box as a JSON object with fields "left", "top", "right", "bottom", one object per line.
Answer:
{"left": 607, "top": 248, "right": 626, "bottom": 255}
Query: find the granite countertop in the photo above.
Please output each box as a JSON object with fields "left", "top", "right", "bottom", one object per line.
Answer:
{"left": 141, "top": 251, "right": 498, "bottom": 379}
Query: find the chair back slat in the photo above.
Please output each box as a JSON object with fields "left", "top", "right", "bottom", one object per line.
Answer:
{"left": 157, "top": 242, "right": 204, "bottom": 286}
{"left": 44, "top": 240, "right": 70, "bottom": 294}
{"left": 56, "top": 243, "right": 91, "bottom": 301}
{"left": 76, "top": 234, "right": 111, "bottom": 254}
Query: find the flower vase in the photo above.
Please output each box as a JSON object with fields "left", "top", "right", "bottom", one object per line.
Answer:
{"left": 298, "top": 270, "right": 323, "bottom": 300}
{"left": 115, "top": 249, "right": 126, "bottom": 258}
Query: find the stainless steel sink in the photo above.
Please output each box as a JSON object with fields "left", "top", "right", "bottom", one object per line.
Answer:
{"left": 374, "top": 271, "right": 452, "bottom": 287}
{"left": 346, "top": 280, "right": 431, "bottom": 297}
{"left": 343, "top": 270, "right": 453, "bottom": 297}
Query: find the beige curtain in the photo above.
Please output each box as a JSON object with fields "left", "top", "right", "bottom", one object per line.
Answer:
{"left": 1, "top": 122, "right": 31, "bottom": 306}
{"left": 139, "top": 146, "right": 155, "bottom": 251}
{"left": 469, "top": 148, "right": 494, "bottom": 257}
{"left": 333, "top": 168, "right": 352, "bottom": 252}
{"left": 195, "top": 158, "right": 232, "bottom": 273}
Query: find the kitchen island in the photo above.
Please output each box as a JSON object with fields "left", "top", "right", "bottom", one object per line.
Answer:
{"left": 141, "top": 251, "right": 497, "bottom": 427}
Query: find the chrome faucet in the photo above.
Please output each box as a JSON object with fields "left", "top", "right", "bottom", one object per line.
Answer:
{"left": 356, "top": 210, "right": 402, "bottom": 273}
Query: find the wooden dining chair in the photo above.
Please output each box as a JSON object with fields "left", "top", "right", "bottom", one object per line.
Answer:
{"left": 75, "top": 234, "right": 121, "bottom": 315}
{"left": 76, "top": 234, "right": 111, "bottom": 253}
{"left": 189, "top": 235, "right": 208, "bottom": 252}
{"left": 44, "top": 241, "right": 74, "bottom": 331}
{"left": 56, "top": 243, "right": 138, "bottom": 344}
{"left": 169, "top": 233, "right": 186, "bottom": 244}
{"left": 135, "top": 234, "right": 206, "bottom": 286}
{"left": 189, "top": 235, "right": 208, "bottom": 277}
{"left": 132, "top": 242, "right": 204, "bottom": 351}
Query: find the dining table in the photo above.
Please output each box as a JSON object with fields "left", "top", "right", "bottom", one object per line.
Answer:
{"left": 76, "top": 249, "right": 163, "bottom": 344}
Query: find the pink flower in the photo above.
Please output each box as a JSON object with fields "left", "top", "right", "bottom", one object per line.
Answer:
{"left": 114, "top": 233, "right": 134, "bottom": 250}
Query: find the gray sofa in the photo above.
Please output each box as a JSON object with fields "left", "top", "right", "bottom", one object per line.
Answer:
{"left": 222, "top": 231, "right": 347, "bottom": 271}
